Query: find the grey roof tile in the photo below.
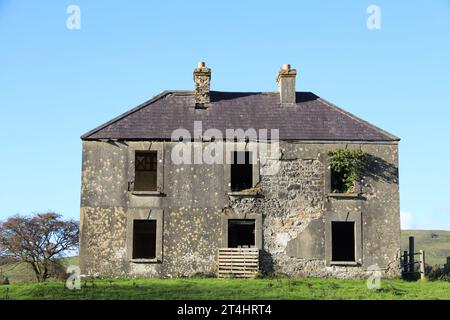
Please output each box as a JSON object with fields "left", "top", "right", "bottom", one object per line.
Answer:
{"left": 81, "top": 91, "right": 399, "bottom": 142}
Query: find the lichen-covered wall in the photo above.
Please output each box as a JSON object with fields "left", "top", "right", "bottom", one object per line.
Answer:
{"left": 79, "top": 140, "right": 401, "bottom": 279}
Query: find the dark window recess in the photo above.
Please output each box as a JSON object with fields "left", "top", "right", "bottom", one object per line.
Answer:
{"left": 133, "top": 220, "right": 157, "bottom": 259}
{"left": 231, "top": 151, "right": 253, "bottom": 191}
{"left": 330, "top": 169, "right": 348, "bottom": 193}
{"left": 228, "top": 219, "right": 255, "bottom": 248}
{"left": 331, "top": 221, "right": 355, "bottom": 262}
{"left": 134, "top": 151, "right": 157, "bottom": 191}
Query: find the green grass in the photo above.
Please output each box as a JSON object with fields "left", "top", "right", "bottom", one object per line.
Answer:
{"left": 2, "top": 229, "right": 448, "bottom": 284}
{"left": 401, "top": 230, "right": 450, "bottom": 266}
{"left": 1, "top": 278, "right": 449, "bottom": 300}
{"left": 0, "top": 229, "right": 448, "bottom": 299}
{"left": 0, "top": 256, "right": 79, "bottom": 284}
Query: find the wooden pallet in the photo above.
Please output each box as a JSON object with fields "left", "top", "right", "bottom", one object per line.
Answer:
{"left": 218, "top": 247, "right": 259, "bottom": 278}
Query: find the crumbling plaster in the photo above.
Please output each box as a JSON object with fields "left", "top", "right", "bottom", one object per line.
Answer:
{"left": 79, "top": 140, "right": 401, "bottom": 279}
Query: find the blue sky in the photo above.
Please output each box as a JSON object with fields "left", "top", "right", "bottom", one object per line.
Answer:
{"left": 0, "top": 0, "right": 449, "bottom": 230}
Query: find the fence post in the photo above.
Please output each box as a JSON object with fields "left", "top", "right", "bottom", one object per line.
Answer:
{"left": 419, "top": 250, "right": 426, "bottom": 280}
{"left": 408, "top": 236, "right": 415, "bottom": 273}
{"left": 446, "top": 257, "right": 450, "bottom": 272}
{"left": 402, "top": 251, "right": 408, "bottom": 274}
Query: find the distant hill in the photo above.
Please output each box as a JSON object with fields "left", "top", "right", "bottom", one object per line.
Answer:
{"left": 401, "top": 230, "right": 450, "bottom": 267}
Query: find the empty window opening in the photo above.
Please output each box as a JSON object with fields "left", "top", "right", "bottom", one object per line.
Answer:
{"left": 330, "top": 169, "right": 348, "bottom": 193}
{"left": 231, "top": 151, "right": 253, "bottom": 191}
{"left": 331, "top": 221, "right": 355, "bottom": 262}
{"left": 228, "top": 219, "right": 255, "bottom": 248}
{"left": 133, "top": 220, "right": 157, "bottom": 259}
{"left": 134, "top": 151, "right": 157, "bottom": 191}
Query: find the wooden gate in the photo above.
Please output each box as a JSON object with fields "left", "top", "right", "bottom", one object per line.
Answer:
{"left": 401, "top": 236, "right": 426, "bottom": 280}
{"left": 218, "top": 248, "right": 259, "bottom": 278}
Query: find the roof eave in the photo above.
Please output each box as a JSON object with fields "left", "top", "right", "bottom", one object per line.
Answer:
{"left": 80, "top": 90, "right": 177, "bottom": 140}
{"left": 316, "top": 97, "right": 400, "bottom": 142}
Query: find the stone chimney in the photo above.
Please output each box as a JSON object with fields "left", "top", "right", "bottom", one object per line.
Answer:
{"left": 276, "top": 64, "right": 297, "bottom": 104}
{"left": 193, "top": 61, "right": 211, "bottom": 106}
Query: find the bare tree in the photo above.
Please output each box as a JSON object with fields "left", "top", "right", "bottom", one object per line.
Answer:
{"left": 0, "top": 213, "right": 79, "bottom": 282}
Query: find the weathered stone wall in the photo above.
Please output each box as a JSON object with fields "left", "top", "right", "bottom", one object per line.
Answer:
{"left": 79, "top": 140, "right": 401, "bottom": 279}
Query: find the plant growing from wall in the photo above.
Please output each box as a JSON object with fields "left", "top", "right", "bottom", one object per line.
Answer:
{"left": 328, "top": 149, "right": 368, "bottom": 193}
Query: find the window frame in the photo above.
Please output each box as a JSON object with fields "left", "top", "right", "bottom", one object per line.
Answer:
{"left": 134, "top": 150, "right": 158, "bottom": 192}
{"left": 230, "top": 151, "right": 254, "bottom": 192}
{"left": 324, "top": 153, "right": 361, "bottom": 197}
{"left": 227, "top": 219, "right": 256, "bottom": 248}
{"left": 325, "top": 209, "right": 362, "bottom": 266}
{"left": 132, "top": 219, "right": 157, "bottom": 259}
{"left": 221, "top": 213, "right": 262, "bottom": 250}
{"left": 128, "top": 143, "right": 164, "bottom": 195}
{"left": 127, "top": 208, "right": 163, "bottom": 263}
{"left": 224, "top": 142, "right": 260, "bottom": 194}
{"left": 135, "top": 151, "right": 158, "bottom": 172}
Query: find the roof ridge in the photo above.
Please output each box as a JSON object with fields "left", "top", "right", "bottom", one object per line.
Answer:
{"left": 81, "top": 90, "right": 172, "bottom": 140}
{"left": 317, "top": 97, "right": 400, "bottom": 141}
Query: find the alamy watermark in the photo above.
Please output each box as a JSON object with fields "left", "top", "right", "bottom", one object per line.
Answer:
{"left": 366, "top": 264, "right": 382, "bottom": 290}
{"left": 66, "top": 5, "right": 81, "bottom": 30}
{"left": 170, "top": 121, "right": 281, "bottom": 175}
{"left": 66, "top": 265, "right": 81, "bottom": 290}
{"left": 367, "top": 5, "right": 381, "bottom": 30}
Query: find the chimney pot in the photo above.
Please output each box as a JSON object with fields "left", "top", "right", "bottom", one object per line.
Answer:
{"left": 276, "top": 64, "right": 297, "bottom": 104}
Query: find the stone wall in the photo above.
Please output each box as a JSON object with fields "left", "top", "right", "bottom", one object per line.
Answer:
{"left": 79, "top": 140, "right": 401, "bottom": 279}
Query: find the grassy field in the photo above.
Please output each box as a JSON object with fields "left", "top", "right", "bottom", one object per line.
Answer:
{"left": 401, "top": 230, "right": 450, "bottom": 266}
{"left": 2, "top": 230, "right": 448, "bottom": 279}
{"left": 2, "top": 230, "right": 448, "bottom": 284}
{"left": 0, "top": 256, "right": 79, "bottom": 284}
{"left": 1, "top": 278, "right": 449, "bottom": 300}
{"left": 0, "top": 230, "right": 448, "bottom": 300}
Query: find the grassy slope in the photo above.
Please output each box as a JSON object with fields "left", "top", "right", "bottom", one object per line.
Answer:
{"left": 401, "top": 230, "right": 450, "bottom": 266}
{"left": 1, "top": 278, "right": 449, "bottom": 300}
{"left": 0, "top": 256, "right": 79, "bottom": 284}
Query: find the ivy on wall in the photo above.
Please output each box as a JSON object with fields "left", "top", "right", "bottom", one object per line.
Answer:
{"left": 328, "top": 149, "right": 368, "bottom": 193}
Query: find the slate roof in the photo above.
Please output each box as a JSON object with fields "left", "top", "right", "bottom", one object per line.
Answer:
{"left": 81, "top": 91, "right": 399, "bottom": 142}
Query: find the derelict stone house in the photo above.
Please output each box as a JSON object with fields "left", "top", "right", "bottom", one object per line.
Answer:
{"left": 79, "top": 62, "right": 401, "bottom": 278}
